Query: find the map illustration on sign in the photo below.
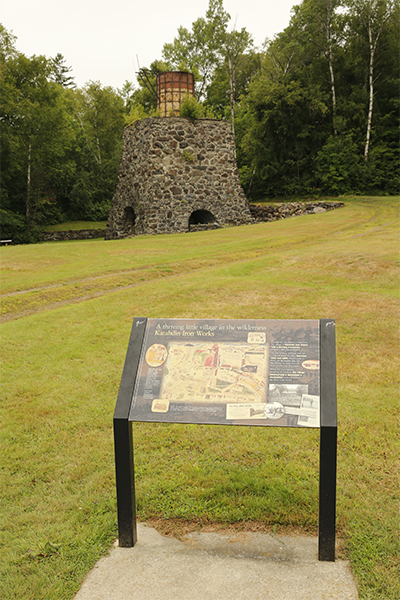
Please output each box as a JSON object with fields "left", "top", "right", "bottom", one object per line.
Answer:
{"left": 129, "top": 319, "right": 320, "bottom": 428}
{"left": 159, "top": 342, "right": 268, "bottom": 404}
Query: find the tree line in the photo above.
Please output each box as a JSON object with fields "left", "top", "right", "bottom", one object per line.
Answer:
{"left": 1, "top": 0, "right": 398, "bottom": 243}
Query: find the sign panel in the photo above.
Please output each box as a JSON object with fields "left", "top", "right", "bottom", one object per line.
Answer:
{"left": 129, "top": 319, "right": 320, "bottom": 427}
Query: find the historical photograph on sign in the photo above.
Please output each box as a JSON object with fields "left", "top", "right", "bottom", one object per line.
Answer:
{"left": 129, "top": 318, "right": 320, "bottom": 428}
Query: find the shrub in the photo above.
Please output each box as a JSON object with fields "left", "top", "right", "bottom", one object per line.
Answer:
{"left": 0, "top": 209, "right": 41, "bottom": 244}
{"left": 179, "top": 95, "right": 204, "bottom": 121}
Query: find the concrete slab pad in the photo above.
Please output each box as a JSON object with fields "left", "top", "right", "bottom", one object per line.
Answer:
{"left": 74, "top": 523, "right": 358, "bottom": 600}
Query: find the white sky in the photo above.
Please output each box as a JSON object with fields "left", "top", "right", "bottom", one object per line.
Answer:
{"left": 2, "top": 0, "right": 296, "bottom": 90}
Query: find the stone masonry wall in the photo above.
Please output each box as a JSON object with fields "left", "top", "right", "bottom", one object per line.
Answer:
{"left": 106, "top": 117, "right": 253, "bottom": 239}
{"left": 41, "top": 229, "right": 106, "bottom": 242}
{"left": 249, "top": 200, "right": 344, "bottom": 222}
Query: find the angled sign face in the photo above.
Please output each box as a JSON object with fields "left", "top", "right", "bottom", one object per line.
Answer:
{"left": 129, "top": 318, "right": 320, "bottom": 428}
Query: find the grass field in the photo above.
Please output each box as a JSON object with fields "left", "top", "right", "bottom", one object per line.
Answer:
{"left": 1, "top": 196, "right": 399, "bottom": 600}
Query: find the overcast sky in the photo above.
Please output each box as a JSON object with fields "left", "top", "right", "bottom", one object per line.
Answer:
{"left": 2, "top": 0, "right": 296, "bottom": 90}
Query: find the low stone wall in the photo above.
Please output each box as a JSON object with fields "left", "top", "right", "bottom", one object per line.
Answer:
{"left": 42, "top": 229, "right": 106, "bottom": 242}
{"left": 249, "top": 201, "right": 344, "bottom": 222}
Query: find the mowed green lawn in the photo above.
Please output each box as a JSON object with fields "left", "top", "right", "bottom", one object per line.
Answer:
{"left": 1, "top": 197, "right": 399, "bottom": 600}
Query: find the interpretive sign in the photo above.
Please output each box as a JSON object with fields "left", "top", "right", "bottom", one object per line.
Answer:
{"left": 113, "top": 317, "right": 337, "bottom": 561}
{"left": 129, "top": 318, "right": 320, "bottom": 427}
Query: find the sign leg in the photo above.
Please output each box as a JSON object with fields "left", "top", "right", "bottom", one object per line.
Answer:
{"left": 114, "top": 419, "right": 137, "bottom": 547}
{"left": 318, "top": 425, "right": 337, "bottom": 561}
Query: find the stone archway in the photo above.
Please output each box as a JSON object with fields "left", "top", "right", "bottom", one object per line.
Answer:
{"left": 188, "top": 209, "right": 217, "bottom": 231}
{"left": 123, "top": 206, "right": 136, "bottom": 233}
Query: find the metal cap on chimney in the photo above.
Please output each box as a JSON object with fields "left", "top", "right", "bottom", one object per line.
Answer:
{"left": 156, "top": 72, "right": 195, "bottom": 117}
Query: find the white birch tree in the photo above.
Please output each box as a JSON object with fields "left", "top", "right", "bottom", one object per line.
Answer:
{"left": 347, "top": 0, "right": 396, "bottom": 159}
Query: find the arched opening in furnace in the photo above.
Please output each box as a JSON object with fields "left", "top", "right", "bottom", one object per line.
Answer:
{"left": 123, "top": 206, "right": 136, "bottom": 232}
{"left": 189, "top": 209, "right": 216, "bottom": 228}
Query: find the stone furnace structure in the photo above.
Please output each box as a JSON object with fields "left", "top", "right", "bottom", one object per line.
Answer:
{"left": 105, "top": 117, "right": 253, "bottom": 239}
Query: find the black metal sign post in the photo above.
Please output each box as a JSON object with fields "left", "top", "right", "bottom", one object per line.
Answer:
{"left": 318, "top": 319, "right": 337, "bottom": 561}
{"left": 113, "top": 317, "right": 147, "bottom": 547}
{"left": 113, "top": 318, "right": 337, "bottom": 560}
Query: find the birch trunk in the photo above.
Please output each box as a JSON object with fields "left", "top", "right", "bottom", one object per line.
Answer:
{"left": 358, "top": 0, "right": 391, "bottom": 161}
{"left": 325, "top": 3, "right": 337, "bottom": 136}
{"left": 364, "top": 15, "right": 377, "bottom": 160}
{"left": 26, "top": 142, "right": 31, "bottom": 225}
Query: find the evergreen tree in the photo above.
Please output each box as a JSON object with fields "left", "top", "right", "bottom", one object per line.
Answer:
{"left": 50, "top": 53, "right": 76, "bottom": 88}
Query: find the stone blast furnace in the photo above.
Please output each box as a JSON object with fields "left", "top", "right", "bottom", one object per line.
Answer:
{"left": 106, "top": 116, "right": 253, "bottom": 240}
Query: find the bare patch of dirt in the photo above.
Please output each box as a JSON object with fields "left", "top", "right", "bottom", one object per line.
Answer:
{"left": 140, "top": 517, "right": 348, "bottom": 558}
{"left": 141, "top": 517, "right": 316, "bottom": 539}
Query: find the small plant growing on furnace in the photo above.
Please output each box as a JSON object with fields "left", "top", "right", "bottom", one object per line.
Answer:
{"left": 181, "top": 149, "right": 196, "bottom": 163}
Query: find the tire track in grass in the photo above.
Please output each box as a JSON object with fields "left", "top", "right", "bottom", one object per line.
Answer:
{"left": 0, "top": 252, "right": 266, "bottom": 322}
{"left": 3, "top": 202, "right": 396, "bottom": 322}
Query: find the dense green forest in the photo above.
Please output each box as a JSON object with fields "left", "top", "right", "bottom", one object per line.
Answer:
{"left": 1, "top": 0, "right": 399, "bottom": 243}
